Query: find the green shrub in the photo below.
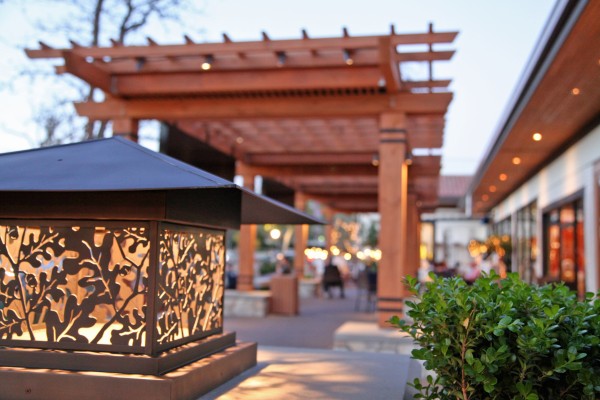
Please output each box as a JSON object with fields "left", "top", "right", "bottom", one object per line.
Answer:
{"left": 259, "top": 260, "right": 276, "bottom": 276}
{"left": 389, "top": 272, "right": 600, "bottom": 399}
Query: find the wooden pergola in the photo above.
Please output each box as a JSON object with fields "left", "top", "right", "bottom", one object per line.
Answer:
{"left": 27, "top": 26, "right": 456, "bottom": 325}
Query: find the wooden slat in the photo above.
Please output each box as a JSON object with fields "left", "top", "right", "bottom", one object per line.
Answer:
{"left": 236, "top": 163, "right": 378, "bottom": 177}
{"left": 300, "top": 185, "right": 378, "bottom": 195}
{"left": 74, "top": 92, "right": 453, "bottom": 119}
{"left": 242, "top": 152, "right": 374, "bottom": 165}
{"left": 113, "top": 67, "right": 382, "bottom": 95}
{"left": 308, "top": 195, "right": 379, "bottom": 212}
{"left": 378, "top": 36, "right": 401, "bottom": 93}
{"left": 234, "top": 158, "right": 440, "bottom": 180}
{"left": 391, "top": 31, "right": 458, "bottom": 45}
{"left": 396, "top": 50, "right": 455, "bottom": 62}
{"left": 26, "top": 31, "right": 458, "bottom": 59}
{"left": 63, "top": 51, "right": 112, "bottom": 93}
{"left": 403, "top": 79, "right": 451, "bottom": 89}
{"left": 90, "top": 51, "right": 381, "bottom": 73}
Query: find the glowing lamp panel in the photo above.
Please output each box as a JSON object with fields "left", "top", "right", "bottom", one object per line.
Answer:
{"left": 0, "top": 223, "right": 150, "bottom": 350}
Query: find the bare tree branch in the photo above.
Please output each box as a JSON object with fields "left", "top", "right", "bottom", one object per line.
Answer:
{"left": 6, "top": 0, "right": 203, "bottom": 147}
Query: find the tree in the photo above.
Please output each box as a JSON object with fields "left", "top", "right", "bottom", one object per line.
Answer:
{"left": 364, "top": 220, "right": 379, "bottom": 248}
{"left": 1, "top": 0, "right": 204, "bottom": 147}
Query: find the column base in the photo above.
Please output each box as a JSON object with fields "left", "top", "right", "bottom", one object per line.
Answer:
{"left": 377, "top": 296, "right": 406, "bottom": 328}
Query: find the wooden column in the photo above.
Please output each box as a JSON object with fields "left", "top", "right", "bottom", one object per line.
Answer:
{"left": 323, "top": 206, "right": 335, "bottom": 253}
{"left": 377, "top": 112, "right": 409, "bottom": 326}
{"left": 112, "top": 118, "right": 139, "bottom": 142}
{"left": 406, "top": 193, "right": 421, "bottom": 278}
{"left": 294, "top": 192, "right": 309, "bottom": 277}
{"left": 236, "top": 164, "right": 256, "bottom": 291}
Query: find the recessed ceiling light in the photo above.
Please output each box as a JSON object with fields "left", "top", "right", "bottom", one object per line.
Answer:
{"left": 482, "top": 194, "right": 489, "bottom": 201}
{"left": 532, "top": 132, "right": 542, "bottom": 141}
{"left": 499, "top": 173, "right": 508, "bottom": 181}
{"left": 236, "top": 136, "right": 244, "bottom": 144}
{"left": 489, "top": 185, "right": 497, "bottom": 192}
{"left": 512, "top": 156, "right": 521, "bottom": 165}
{"left": 571, "top": 87, "right": 580, "bottom": 95}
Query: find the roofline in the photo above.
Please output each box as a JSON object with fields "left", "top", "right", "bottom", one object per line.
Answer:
{"left": 0, "top": 136, "right": 110, "bottom": 157}
{"left": 466, "top": 0, "right": 588, "bottom": 207}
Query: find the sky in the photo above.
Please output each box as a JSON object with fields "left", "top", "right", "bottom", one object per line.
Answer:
{"left": 0, "top": 0, "right": 557, "bottom": 175}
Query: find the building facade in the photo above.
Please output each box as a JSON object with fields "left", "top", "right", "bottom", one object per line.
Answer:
{"left": 492, "top": 124, "right": 599, "bottom": 296}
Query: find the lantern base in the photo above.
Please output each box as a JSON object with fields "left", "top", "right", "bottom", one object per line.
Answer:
{"left": 0, "top": 340, "right": 257, "bottom": 400}
{"left": 0, "top": 331, "right": 238, "bottom": 375}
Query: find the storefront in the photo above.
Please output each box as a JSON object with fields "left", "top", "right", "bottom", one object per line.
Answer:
{"left": 543, "top": 193, "right": 585, "bottom": 296}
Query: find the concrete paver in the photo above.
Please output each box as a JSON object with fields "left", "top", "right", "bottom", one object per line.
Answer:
{"left": 200, "top": 346, "right": 411, "bottom": 400}
{"left": 204, "top": 286, "right": 419, "bottom": 399}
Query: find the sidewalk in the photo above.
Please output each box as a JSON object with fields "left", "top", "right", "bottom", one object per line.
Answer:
{"left": 200, "top": 346, "right": 412, "bottom": 400}
{"left": 223, "top": 286, "right": 379, "bottom": 349}
{"left": 202, "top": 286, "right": 420, "bottom": 399}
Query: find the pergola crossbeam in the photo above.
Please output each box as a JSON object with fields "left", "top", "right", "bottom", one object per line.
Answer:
{"left": 74, "top": 92, "right": 453, "bottom": 120}
{"left": 26, "top": 31, "right": 458, "bottom": 60}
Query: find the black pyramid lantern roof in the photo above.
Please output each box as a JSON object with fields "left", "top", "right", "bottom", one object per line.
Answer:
{"left": 0, "top": 137, "right": 321, "bottom": 228}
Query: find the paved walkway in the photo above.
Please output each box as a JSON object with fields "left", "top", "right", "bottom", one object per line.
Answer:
{"left": 200, "top": 346, "right": 412, "bottom": 400}
{"left": 199, "top": 286, "right": 419, "bottom": 399}
{"left": 223, "top": 286, "right": 379, "bottom": 349}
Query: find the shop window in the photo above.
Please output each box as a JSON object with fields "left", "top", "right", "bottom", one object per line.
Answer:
{"left": 543, "top": 195, "right": 585, "bottom": 297}
{"left": 515, "top": 202, "right": 537, "bottom": 283}
{"left": 492, "top": 216, "right": 512, "bottom": 274}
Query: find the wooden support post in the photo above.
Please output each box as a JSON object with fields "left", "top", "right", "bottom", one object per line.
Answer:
{"left": 112, "top": 118, "right": 139, "bottom": 142}
{"left": 415, "top": 210, "right": 423, "bottom": 275}
{"left": 406, "top": 193, "right": 421, "bottom": 278}
{"left": 293, "top": 192, "right": 308, "bottom": 277}
{"left": 377, "top": 112, "right": 409, "bottom": 327}
{"left": 323, "top": 207, "right": 334, "bottom": 253}
{"left": 236, "top": 164, "right": 256, "bottom": 291}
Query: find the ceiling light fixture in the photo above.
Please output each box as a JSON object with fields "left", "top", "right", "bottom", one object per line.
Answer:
{"left": 499, "top": 173, "right": 508, "bottom": 181}
{"left": 343, "top": 49, "right": 354, "bottom": 66}
{"left": 512, "top": 156, "right": 521, "bottom": 165}
{"left": 371, "top": 153, "right": 380, "bottom": 167}
{"left": 135, "top": 57, "right": 146, "bottom": 71}
{"left": 201, "top": 54, "right": 214, "bottom": 71}
{"left": 532, "top": 132, "right": 542, "bottom": 141}
{"left": 276, "top": 51, "right": 287, "bottom": 67}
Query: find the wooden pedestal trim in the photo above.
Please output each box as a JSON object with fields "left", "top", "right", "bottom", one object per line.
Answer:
{"left": 0, "top": 331, "right": 237, "bottom": 376}
{"left": 0, "top": 341, "right": 257, "bottom": 400}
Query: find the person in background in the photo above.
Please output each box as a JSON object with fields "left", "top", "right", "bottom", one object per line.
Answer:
{"left": 463, "top": 261, "right": 481, "bottom": 285}
{"left": 322, "top": 258, "right": 345, "bottom": 299}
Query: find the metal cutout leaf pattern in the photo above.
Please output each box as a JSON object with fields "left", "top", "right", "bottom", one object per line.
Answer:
{"left": 157, "top": 227, "right": 224, "bottom": 345}
{"left": 0, "top": 224, "right": 150, "bottom": 349}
